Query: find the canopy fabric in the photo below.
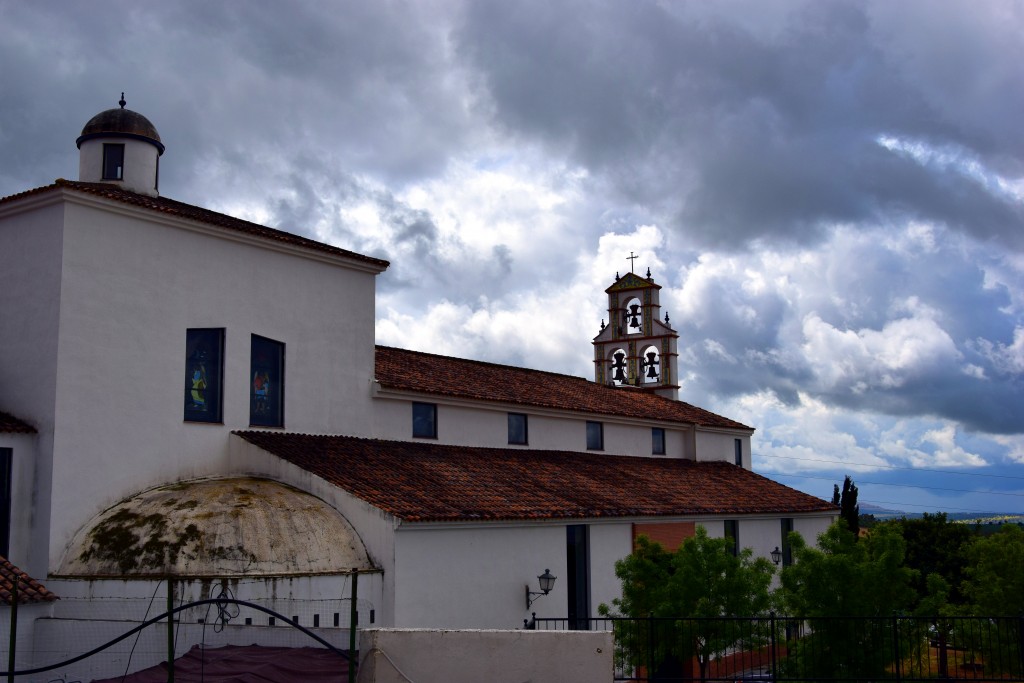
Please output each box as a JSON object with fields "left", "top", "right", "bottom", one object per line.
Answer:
{"left": 90, "top": 644, "right": 350, "bottom": 683}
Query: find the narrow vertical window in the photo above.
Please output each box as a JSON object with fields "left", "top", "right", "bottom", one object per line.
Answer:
{"left": 734, "top": 438, "right": 743, "bottom": 466}
{"left": 184, "top": 328, "right": 224, "bottom": 423}
{"left": 508, "top": 413, "right": 528, "bottom": 445}
{"left": 0, "top": 448, "right": 11, "bottom": 557}
{"left": 250, "top": 335, "right": 285, "bottom": 427}
{"left": 103, "top": 143, "right": 125, "bottom": 180}
{"left": 586, "top": 421, "right": 603, "bottom": 451}
{"left": 566, "top": 525, "right": 590, "bottom": 630}
{"left": 652, "top": 428, "right": 666, "bottom": 455}
{"left": 412, "top": 402, "right": 437, "bottom": 439}
{"left": 781, "top": 518, "right": 794, "bottom": 567}
{"left": 724, "top": 520, "right": 739, "bottom": 557}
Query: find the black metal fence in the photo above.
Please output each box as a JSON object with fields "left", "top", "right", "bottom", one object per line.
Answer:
{"left": 533, "top": 615, "right": 1024, "bottom": 682}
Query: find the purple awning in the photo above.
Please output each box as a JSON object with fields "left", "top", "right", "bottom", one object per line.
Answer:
{"left": 90, "top": 644, "right": 350, "bottom": 683}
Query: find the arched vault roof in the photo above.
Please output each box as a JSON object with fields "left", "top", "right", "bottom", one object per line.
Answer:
{"left": 59, "top": 477, "right": 375, "bottom": 578}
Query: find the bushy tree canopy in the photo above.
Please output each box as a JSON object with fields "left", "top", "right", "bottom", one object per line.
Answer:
{"left": 603, "top": 526, "right": 774, "bottom": 619}
{"left": 777, "top": 521, "right": 916, "bottom": 617}
{"left": 962, "top": 524, "right": 1024, "bottom": 616}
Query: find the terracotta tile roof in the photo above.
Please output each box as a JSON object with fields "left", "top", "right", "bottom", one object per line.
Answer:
{"left": 0, "top": 411, "right": 35, "bottom": 434}
{"left": 0, "top": 180, "right": 389, "bottom": 270}
{"left": 235, "top": 431, "right": 834, "bottom": 523}
{"left": 375, "top": 346, "right": 751, "bottom": 430}
{"left": 1, "top": 556, "right": 58, "bottom": 605}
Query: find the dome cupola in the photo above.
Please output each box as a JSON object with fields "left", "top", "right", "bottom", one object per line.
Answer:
{"left": 76, "top": 94, "right": 164, "bottom": 196}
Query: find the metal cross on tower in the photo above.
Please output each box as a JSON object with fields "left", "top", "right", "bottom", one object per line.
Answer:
{"left": 626, "top": 252, "right": 638, "bottom": 272}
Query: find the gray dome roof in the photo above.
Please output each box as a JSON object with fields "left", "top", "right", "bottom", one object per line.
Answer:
{"left": 58, "top": 477, "right": 375, "bottom": 578}
{"left": 76, "top": 95, "right": 164, "bottom": 154}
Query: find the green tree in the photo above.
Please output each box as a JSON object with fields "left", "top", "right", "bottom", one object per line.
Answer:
{"left": 963, "top": 523, "right": 1024, "bottom": 615}
{"left": 959, "top": 525, "right": 1024, "bottom": 676}
{"left": 601, "top": 527, "right": 775, "bottom": 681}
{"left": 888, "top": 512, "right": 975, "bottom": 609}
{"left": 776, "top": 522, "right": 917, "bottom": 678}
{"left": 839, "top": 475, "right": 860, "bottom": 537}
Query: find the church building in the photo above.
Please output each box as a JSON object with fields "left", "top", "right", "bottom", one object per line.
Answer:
{"left": 0, "top": 99, "right": 834, "bottom": 680}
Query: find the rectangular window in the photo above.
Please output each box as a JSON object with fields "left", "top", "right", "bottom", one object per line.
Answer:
{"left": 102, "top": 143, "right": 125, "bottom": 180}
{"left": 184, "top": 328, "right": 224, "bottom": 423}
{"left": 652, "top": 428, "right": 666, "bottom": 455}
{"left": 734, "top": 438, "right": 743, "bottom": 466}
{"left": 566, "top": 525, "right": 590, "bottom": 630}
{"left": 724, "top": 520, "right": 739, "bottom": 557}
{"left": 412, "top": 402, "right": 437, "bottom": 439}
{"left": 508, "top": 413, "right": 528, "bottom": 445}
{"left": 0, "top": 448, "right": 11, "bottom": 557}
{"left": 781, "top": 518, "right": 794, "bottom": 567}
{"left": 250, "top": 335, "right": 285, "bottom": 427}
{"left": 586, "top": 421, "right": 603, "bottom": 451}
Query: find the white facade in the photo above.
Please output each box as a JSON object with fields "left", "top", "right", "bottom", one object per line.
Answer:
{"left": 372, "top": 391, "right": 697, "bottom": 458}
{"left": 0, "top": 189, "right": 384, "bottom": 576}
{"left": 0, "top": 103, "right": 835, "bottom": 679}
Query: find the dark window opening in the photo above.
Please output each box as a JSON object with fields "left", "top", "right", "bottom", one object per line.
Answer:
{"left": 652, "top": 428, "right": 666, "bottom": 455}
{"left": 781, "top": 518, "right": 794, "bottom": 567}
{"left": 412, "top": 402, "right": 437, "bottom": 439}
{"left": 102, "top": 143, "right": 125, "bottom": 180}
{"left": 586, "top": 421, "right": 603, "bottom": 451}
{"left": 508, "top": 413, "right": 528, "bottom": 445}
{"left": 567, "top": 524, "right": 590, "bottom": 630}
{"left": 0, "top": 448, "right": 11, "bottom": 557}
{"left": 184, "top": 328, "right": 224, "bottom": 423}
{"left": 250, "top": 334, "right": 285, "bottom": 427}
{"left": 724, "top": 520, "right": 739, "bottom": 557}
{"left": 734, "top": 438, "right": 743, "bottom": 466}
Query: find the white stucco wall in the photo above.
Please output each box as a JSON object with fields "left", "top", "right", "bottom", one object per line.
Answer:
{"left": 372, "top": 397, "right": 691, "bottom": 458}
{"left": 393, "top": 523, "right": 569, "bottom": 629}
{"left": 0, "top": 198, "right": 65, "bottom": 577}
{"left": 357, "top": 628, "right": 614, "bottom": 683}
{"left": 391, "top": 520, "right": 634, "bottom": 630}
{"left": 588, "top": 522, "right": 633, "bottom": 615}
{"left": 1, "top": 191, "right": 384, "bottom": 571}
{"left": 0, "top": 432, "right": 37, "bottom": 569}
{"left": 695, "top": 429, "right": 751, "bottom": 466}
{"left": 0, "top": 603, "right": 55, "bottom": 679}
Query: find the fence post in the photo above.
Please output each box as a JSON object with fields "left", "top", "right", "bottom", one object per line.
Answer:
{"left": 891, "top": 614, "right": 901, "bottom": 682}
{"left": 768, "top": 613, "right": 777, "bottom": 683}
{"left": 348, "top": 571, "right": 359, "bottom": 683}
{"left": 7, "top": 574, "right": 17, "bottom": 683}
{"left": 647, "top": 615, "right": 654, "bottom": 682}
{"left": 166, "top": 578, "right": 175, "bottom": 683}
{"left": 1018, "top": 615, "right": 1023, "bottom": 678}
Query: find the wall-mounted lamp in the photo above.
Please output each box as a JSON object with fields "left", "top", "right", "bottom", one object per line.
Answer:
{"left": 525, "top": 569, "right": 557, "bottom": 609}
{"left": 770, "top": 546, "right": 782, "bottom": 566}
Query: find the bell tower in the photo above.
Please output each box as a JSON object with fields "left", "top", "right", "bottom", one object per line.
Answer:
{"left": 592, "top": 260, "right": 679, "bottom": 400}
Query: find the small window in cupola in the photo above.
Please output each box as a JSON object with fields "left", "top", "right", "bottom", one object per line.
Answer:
{"left": 102, "top": 143, "right": 125, "bottom": 180}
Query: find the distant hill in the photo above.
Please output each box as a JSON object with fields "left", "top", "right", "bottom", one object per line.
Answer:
{"left": 859, "top": 502, "right": 902, "bottom": 517}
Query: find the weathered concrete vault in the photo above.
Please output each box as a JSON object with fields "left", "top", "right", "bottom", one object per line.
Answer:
{"left": 58, "top": 477, "right": 375, "bottom": 578}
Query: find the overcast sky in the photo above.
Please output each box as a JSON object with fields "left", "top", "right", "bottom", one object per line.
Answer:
{"left": 2, "top": 0, "right": 1022, "bottom": 515}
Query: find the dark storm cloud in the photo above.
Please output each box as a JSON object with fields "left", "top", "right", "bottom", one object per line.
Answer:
{"left": 1, "top": 0, "right": 1021, "bottom": 488}
{"left": 455, "top": 0, "right": 1024, "bottom": 249}
{"left": 668, "top": 224, "right": 1022, "bottom": 434}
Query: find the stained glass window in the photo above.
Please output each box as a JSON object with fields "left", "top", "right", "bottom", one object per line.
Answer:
{"left": 250, "top": 335, "right": 285, "bottom": 427}
{"left": 184, "top": 328, "right": 224, "bottom": 423}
